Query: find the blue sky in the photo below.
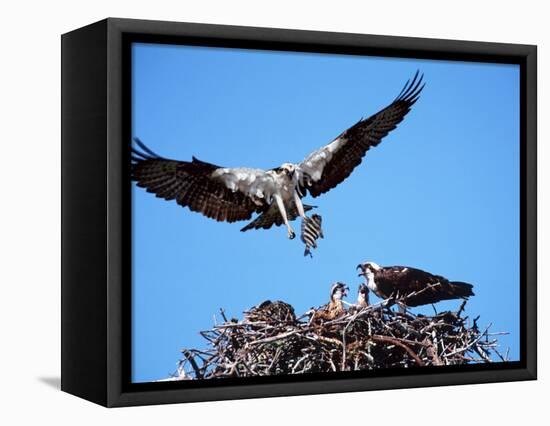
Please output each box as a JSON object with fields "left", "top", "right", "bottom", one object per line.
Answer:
{"left": 131, "top": 42, "right": 520, "bottom": 382}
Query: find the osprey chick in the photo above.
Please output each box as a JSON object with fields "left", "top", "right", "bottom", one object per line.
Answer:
{"left": 357, "top": 283, "right": 370, "bottom": 308}
{"left": 311, "top": 282, "right": 349, "bottom": 323}
{"left": 131, "top": 72, "right": 424, "bottom": 241}
{"left": 357, "top": 262, "right": 474, "bottom": 308}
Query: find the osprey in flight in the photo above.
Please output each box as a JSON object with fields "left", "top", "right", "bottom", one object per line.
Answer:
{"left": 131, "top": 72, "right": 424, "bottom": 240}
{"left": 357, "top": 262, "right": 474, "bottom": 308}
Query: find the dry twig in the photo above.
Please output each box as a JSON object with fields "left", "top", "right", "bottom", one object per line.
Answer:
{"left": 175, "top": 300, "right": 507, "bottom": 379}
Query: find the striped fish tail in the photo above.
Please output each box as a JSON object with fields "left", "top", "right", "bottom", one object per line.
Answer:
{"left": 301, "top": 214, "right": 323, "bottom": 257}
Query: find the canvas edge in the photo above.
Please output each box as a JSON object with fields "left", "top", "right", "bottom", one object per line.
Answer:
{"left": 524, "top": 44, "right": 537, "bottom": 381}
{"left": 58, "top": 17, "right": 537, "bottom": 408}
{"left": 61, "top": 18, "right": 110, "bottom": 406}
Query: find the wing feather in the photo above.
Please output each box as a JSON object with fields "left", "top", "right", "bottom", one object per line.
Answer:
{"left": 298, "top": 71, "right": 425, "bottom": 197}
{"left": 377, "top": 266, "right": 473, "bottom": 307}
{"left": 131, "top": 139, "right": 269, "bottom": 223}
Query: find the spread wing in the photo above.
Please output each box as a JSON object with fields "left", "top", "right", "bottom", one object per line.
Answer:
{"left": 297, "top": 71, "right": 425, "bottom": 197}
{"left": 131, "top": 138, "right": 273, "bottom": 223}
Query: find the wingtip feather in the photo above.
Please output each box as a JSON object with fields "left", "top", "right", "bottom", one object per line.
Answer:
{"left": 395, "top": 70, "right": 425, "bottom": 103}
{"left": 131, "top": 137, "right": 163, "bottom": 159}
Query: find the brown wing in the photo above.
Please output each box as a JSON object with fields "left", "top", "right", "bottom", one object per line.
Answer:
{"left": 131, "top": 139, "right": 266, "bottom": 223}
{"left": 300, "top": 71, "right": 424, "bottom": 197}
{"left": 312, "top": 300, "right": 345, "bottom": 322}
{"left": 377, "top": 266, "right": 472, "bottom": 307}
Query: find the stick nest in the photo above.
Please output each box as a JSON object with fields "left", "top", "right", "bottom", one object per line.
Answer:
{"left": 171, "top": 299, "right": 508, "bottom": 381}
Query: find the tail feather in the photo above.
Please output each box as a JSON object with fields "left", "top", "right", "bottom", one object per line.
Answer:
{"left": 240, "top": 204, "right": 315, "bottom": 232}
{"left": 450, "top": 281, "right": 475, "bottom": 298}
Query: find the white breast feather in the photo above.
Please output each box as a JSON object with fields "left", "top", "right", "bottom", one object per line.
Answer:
{"left": 211, "top": 167, "right": 280, "bottom": 204}
{"left": 366, "top": 271, "right": 378, "bottom": 293}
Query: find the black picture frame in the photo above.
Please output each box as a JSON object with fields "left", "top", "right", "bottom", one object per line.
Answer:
{"left": 61, "top": 17, "right": 537, "bottom": 407}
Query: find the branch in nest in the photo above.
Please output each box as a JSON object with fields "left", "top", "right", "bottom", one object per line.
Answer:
{"left": 175, "top": 299, "right": 507, "bottom": 380}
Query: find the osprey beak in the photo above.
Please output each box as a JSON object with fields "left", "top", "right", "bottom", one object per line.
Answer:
{"left": 357, "top": 264, "right": 366, "bottom": 277}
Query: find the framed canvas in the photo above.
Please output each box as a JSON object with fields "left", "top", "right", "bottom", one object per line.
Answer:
{"left": 61, "top": 18, "right": 537, "bottom": 407}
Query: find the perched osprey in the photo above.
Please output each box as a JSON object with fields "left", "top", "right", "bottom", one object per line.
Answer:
{"left": 131, "top": 72, "right": 424, "bottom": 240}
{"left": 356, "top": 283, "right": 370, "bottom": 308}
{"left": 357, "top": 262, "right": 474, "bottom": 307}
{"left": 311, "top": 282, "right": 349, "bottom": 322}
